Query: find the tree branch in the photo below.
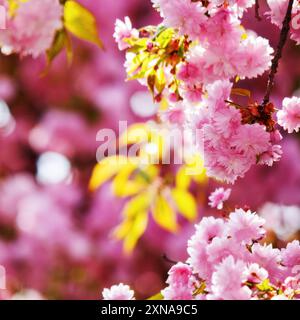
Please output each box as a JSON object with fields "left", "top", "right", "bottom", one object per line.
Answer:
{"left": 255, "top": 0, "right": 262, "bottom": 21}
{"left": 262, "top": 0, "right": 294, "bottom": 106}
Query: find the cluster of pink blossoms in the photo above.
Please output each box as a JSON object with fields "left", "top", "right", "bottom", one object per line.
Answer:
{"left": 152, "top": 0, "right": 274, "bottom": 100}
{"left": 114, "top": 0, "right": 300, "bottom": 183}
{"left": 0, "top": 0, "right": 63, "bottom": 57}
{"left": 103, "top": 207, "right": 300, "bottom": 300}
{"left": 192, "top": 80, "right": 283, "bottom": 183}
{"left": 114, "top": 1, "right": 294, "bottom": 183}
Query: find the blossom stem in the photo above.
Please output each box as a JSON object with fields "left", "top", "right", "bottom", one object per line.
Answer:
{"left": 255, "top": 0, "right": 262, "bottom": 21}
{"left": 262, "top": 0, "right": 294, "bottom": 106}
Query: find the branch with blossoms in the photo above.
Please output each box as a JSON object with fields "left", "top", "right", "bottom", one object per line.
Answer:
{"left": 111, "top": 0, "right": 300, "bottom": 184}
{"left": 102, "top": 194, "right": 300, "bottom": 300}
{"left": 88, "top": 0, "right": 300, "bottom": 252}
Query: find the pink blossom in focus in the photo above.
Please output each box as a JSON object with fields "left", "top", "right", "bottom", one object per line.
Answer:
{"left": 226, "top": 208, "right": 266, "bottom": 244}
{"left": 113, "top": 17, "right": 139, "bottom": 51}
{"left": 102, "top": 283, "right": 135, "bottom": 300}
{"left": 277, "top": 96, "right": 300, "bottom": 133}
{"left": 208, "top": 187, "right": 231, "bottom": 210}
{"left": 209, "top": 256, "right": 252, "bottom": 300}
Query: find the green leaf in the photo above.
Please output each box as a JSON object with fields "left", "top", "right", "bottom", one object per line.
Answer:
{"left": 156, "top": 28, "right": 174, "bottom": 48}
{"left": 171, "top": 188, "right": 197, "bottom": 221}
{"left": 155, "top": 66, "right": 166, "bottom": 94}
{"left": 256, "top": 279, "right": 274, "bottom": 292}
{"left": 152, "top": 195, "right": 178, "bottom": 232}
{"left": 46, "top": 30, "right": 67, "bottom": 66}
{"left": 122, "top": 192, "right": 151, "bottom": 218}
{"left": 64, "top": 0, "right": 103, "bottom": 48}
{"left": 147, "top": 292, "right": 163, "bottom": 300}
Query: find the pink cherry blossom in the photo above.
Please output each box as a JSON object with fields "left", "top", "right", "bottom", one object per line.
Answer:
{"left": 0, "top": 0, "right": 63, "bottom": 57}
{"left": 209, "top": 256, "right": 252, "bottom": 300}
{"left": 226, "top": 208, "right": 266, "bottom": 244}
{"left": 102, "top": 283, "right": 135, "bottom": 300}
{"left": 153, "top": 0, "right": 208, "bottom": 40}
{"left": 277, "top": 96, "right": 300, "bottom": 133}
{"left": 162, "top": 263, "right": 195, "bottom": 300}
{"left": 243, "top": 263, "right": 269, "bottom": 284}
{"left": 208, "top": 187, "right": 231, "bottom": 210}
{"left": 113, "top": 17, "right": 139, "bottom": 51}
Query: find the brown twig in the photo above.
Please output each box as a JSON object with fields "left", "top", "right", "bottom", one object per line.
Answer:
{"left": 262, "top": 0, "right": 294, "bottom": 106}
{"left": 255, "top": 0, "right": 262, "bottom": 21}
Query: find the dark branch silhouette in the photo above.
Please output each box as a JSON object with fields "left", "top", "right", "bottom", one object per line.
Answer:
{"left": 262, "top": 0, "right": 294, "bottom": 106}
{"left": 255, "top": 0, "right": 262, "bottom": 21}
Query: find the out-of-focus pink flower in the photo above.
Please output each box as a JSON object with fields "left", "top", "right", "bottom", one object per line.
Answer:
{"left": 0, "top": 0, "right": 63, "bottom": 58}
{"left": 281, "top": 240, "right": 300, "bottom": 268}
{"left": 259, "top": 203, "right": 300, "bottom": 240}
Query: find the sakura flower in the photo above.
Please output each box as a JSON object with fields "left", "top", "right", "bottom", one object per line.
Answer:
{"left": 266, "top": 0, "right": 290, "bottom": 27}
{"left": 165, "top": 262, "right": 193, "bottom": 287}
{"left": 162, "top": 263, "right": 195, "bottom": 300}
{"left": 213, "top": 108, "right": 242, "bottom": 139}
{"left": 0, "top": 0, "right": 63, "bottom": 58}
{"left": 238, "top": 36, "right": 274, "bottom": 79}
{"left": 281, "top": 240, "right": 300, "bottom": 268}
{"left": 187, "top": 240, "right": 212, "bottom": 281}
{"left": 231, "top": 124, "right": 270, "bottom": 155}
{"left": 226, "top": 209, "right": 265, "bottom": 244}
{"left": 113, "top": 17, "right": 139, "bottom": 51}
{"left": 208, "top": 187, "right": 231, "bottom": 210}
{"left": 102, "top": 283, "right": 135, "bottom": 300}
{"left": 243, "top": 263, "right": 268, "bottom": 284}
{"left": 258, "top": 144, "right": 282, "bottom": 166}
{"left": 189, "top": 216, "right": 225, "bottom": 244}
{"left": 277, "top": 97, "right": 300, "bottom": 133}
{"left": 251, "top": 243, "right": 284, "bottom": 283}
{"left": 155, "top": 0, "right": 208, "bottom": 40}
{"left": 209, "top": 256, "right": 252, "bottom": 300}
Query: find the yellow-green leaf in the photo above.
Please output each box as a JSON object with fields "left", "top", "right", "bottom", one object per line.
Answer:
{"left": 176, "top": 166, "right": 191, "bottom": 190}
{"left": 113, "top": 219, "right": 133, "bottom": 240}
{"left": 112, "top": 165, "right": 146, "bottom": 197}
{"left": 231, "top": 88, "right": 251, "bottom": 98}
{"left": 256, "top": 279, "right": 274, "bottom": 292}
{"left": 152, "top": 195, "right": 178, "bottom": 232}
{"left": 123, "top": 211, "right": 148, "bottom": 254}
{"left": 147, "top": 292, "right": 163, "bottom": 300}
{"left": 64, "top": 0, "right": 103, "bottom": 48}
{"left": 122, "top": 192, "right": 151, "bottom": 218}
{"left": 89, "top": 156, "right": 132, "bottom": 191}
{"left": 8, "top": 0, "right": 28, "bottom": 17}
{"left": 171, "top": 188, "right": 197, "bottom": 221}
{"left": 155, "top": 67, "right": 166, "bottom": 94}
{"left": 46, "top": 30, "right": 67, "bottom": 66}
